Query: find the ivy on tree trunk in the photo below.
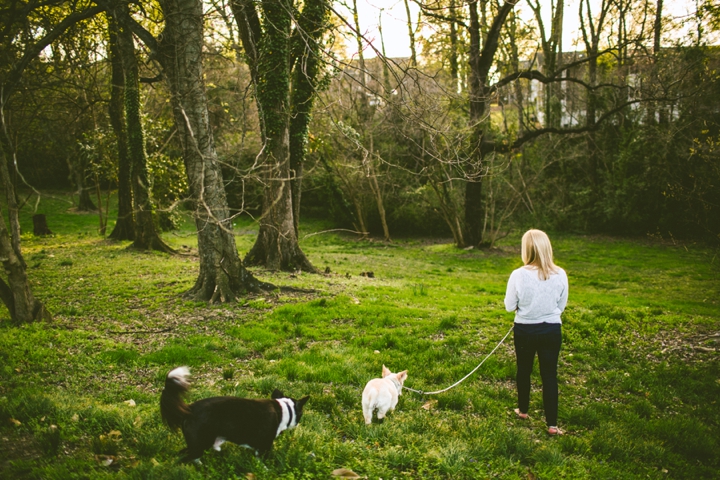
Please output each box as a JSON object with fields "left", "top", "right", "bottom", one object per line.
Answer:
{"left": 114, "top": 5, "right": 173, "bottom": 253}
{"left": 232, "top": 0, "right": 327, "bottom": 272}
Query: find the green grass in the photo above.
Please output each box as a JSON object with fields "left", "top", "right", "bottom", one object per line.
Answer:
{"left": 0, "top": 191, "right": 718, "bottom": 478}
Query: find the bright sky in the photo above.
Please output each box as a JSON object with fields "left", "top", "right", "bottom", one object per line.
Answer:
{"left": 338, "top": 0, "right": 421, "bottom": 59}
{"left": 340, "top": 0, "right": 714, "bottom": 60}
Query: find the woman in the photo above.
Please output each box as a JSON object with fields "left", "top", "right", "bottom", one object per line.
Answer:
{"left": 504, "top": 229, "right": 568, "bottom": 435}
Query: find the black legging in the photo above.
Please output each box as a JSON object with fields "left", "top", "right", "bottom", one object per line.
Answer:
{"left": 514, "top": 325, "right": 562, "bottom": 426}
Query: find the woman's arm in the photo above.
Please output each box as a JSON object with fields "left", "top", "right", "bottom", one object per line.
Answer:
{"left": 557, "top": 269, "right": 569, "bottom": 312}
{"left": 504, "top": 270, "right": 519, "bottom": 312}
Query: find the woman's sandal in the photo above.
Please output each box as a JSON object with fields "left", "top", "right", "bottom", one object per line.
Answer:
{"left": 547, "top": 426, "right": 563, "bottom": 436}
{"left": 514, "top": 408, "right": 529, "bottom": 420}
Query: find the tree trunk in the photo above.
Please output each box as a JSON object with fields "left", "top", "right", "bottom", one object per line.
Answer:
{"left": 652, "top": 0, "right": 665, "bottom": 124}
{"left": 70, "top": 156, "right": 97, "bottom": 211}
{"left": 653, "top": 0, "right": 663, "bottom": 55}
{"left": 0, "top": 148, "right": 51, "bottom": 323}
{"left": 403, "top": 0, "right": 417, "bottom": 67}
{"left": 237, "top": 0, "right": 316, "bottom": 272}
{"left": 463, "top": 1, "right": 515, "bottom": 247}
{"left": 528, "top": 0, "right": 563, "bottom": 127}
{"left": 508, "top": 9, "right": 524, "bottom": 136}
{"left": 365, "top": 136, "right": 390, "bottom": 242}
{"left": 32, "top": 215, "right": 52, "bottom": 236}
{"left": 157, "top": 0, "right": 269, "bottom": 300}
{"left": 107, "top": 14, "right": 135, "bottom": 241}
{"left": 429, "top": 174, "right": 464, "bottom": 247}
{"left": 579, "top": 0, "right": 610, "bottom": 190}
{"left": 378, "top": 13, "right": 392, "bottom": 93}
{"left": 449, "top": 0, "right": 459, "bottom": 91}
{"left": 115, "top": 7, "right": 173, "bottom": 253}
{"left": 288, "top": 0, "right": 327, "bottom": 237}
{"left": 463, "top": 0, "right": 485, "bottom": 247}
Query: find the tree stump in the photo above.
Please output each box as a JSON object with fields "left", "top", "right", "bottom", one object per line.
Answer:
{"left": 32, "top": 214, "right": 52, "bottom": 236}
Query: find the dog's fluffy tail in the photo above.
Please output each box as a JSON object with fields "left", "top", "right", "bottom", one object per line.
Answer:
{"left": 160, "top": 366, "right": 191, "bottom": 431}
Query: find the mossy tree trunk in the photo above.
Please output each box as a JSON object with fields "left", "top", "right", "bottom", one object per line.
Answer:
{"left": 114, "top": 5, "right": 173, "bottom": 253}
{"left": 232, "top": 0, "right": 327, "bottom": 272}
{"left": 107, "top": 13, "right": 135, "bottom": 241}
{"left": 288, "top": 0, "right": 326, "bottom": 238}
{"left": 151, "top": 0, "right": 269, "bottom": 300}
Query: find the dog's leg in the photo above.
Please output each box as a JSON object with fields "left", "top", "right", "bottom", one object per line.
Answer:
{"left": 376, "top": 404, "right": 389, "bottom": 422}
{"left": 256, "top": 440, "right": 274, "bottom": 459}
{"left": 181, "top": 423, "right": 209, "bottom": 464}
{"left": 362, "top": 404, "right": 374, "bottom": 425}
{"left": 180, "top": 450, "right": 204, "bottom": 464}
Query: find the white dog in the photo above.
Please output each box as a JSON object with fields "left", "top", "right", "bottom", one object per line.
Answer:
{"left": 362, "top": 365, "right": 408, "bottom": 424}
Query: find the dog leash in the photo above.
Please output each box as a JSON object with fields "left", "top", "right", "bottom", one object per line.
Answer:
{"left": 403, "top": 324, "right": 514, "bottom": 396}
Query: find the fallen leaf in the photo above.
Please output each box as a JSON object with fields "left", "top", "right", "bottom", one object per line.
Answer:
{"left": 71, "top": 414, "right": 79, "bottom": 422}
{"left": 332, "top": 468, "right": 361, "bottom": 478}
{"left": 9, "top": 418, "right": 21, "bottom": 427}
{"left": 133, "top": 416, "right": 142, "bottom": 427}
{"left": 124, "top": 399, "right": 136, "bottom": 407}
{"left": 421, "top": 400, "right": 437, "bottom": 411}
{"left": 151, "top": 458, "right": 160, "bottom": 467}
{"left": 95, "top": 455, "right": 115, "bottom": 467}
{"left": 246, "top": 474, "right": 256, "bottom": 480}
{"left": 108, "top": 430, "right": 122, "bottom": 438}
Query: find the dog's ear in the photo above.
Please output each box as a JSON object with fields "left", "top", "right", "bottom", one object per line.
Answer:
{"left": 382, "top": 365, "right": 391, "bottom": 377}
{"left": 271, "top": 389, "right": 285, "bottom": 399}
{"left": 296, "top": 395, "right": 310, "bottom": 409}
{"left": 397, "top": 370, "right": 408, "bottom": 383}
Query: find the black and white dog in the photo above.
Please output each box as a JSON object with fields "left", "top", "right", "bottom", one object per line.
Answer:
{"left": 160, "top": 366, "right": 310, "bottom": 462}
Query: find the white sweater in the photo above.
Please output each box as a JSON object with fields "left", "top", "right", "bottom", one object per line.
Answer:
{"left": 504, "top": 266, "right": 568, "bottom": 324}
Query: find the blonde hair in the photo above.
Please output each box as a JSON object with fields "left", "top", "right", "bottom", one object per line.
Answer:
{"left": 521, "top": 229, "right": 558, "bottom": 280}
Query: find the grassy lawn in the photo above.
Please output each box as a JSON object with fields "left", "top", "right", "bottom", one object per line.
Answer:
{"left": 0, "top": 192, "right": 718, "bottom": 479}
